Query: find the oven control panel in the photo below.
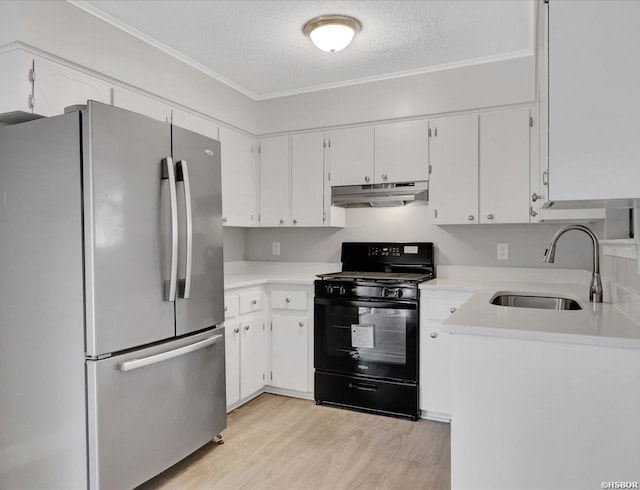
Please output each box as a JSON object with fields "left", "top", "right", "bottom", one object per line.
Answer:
{"left": 368, "top": 245, "right": 401, "bottom": 257}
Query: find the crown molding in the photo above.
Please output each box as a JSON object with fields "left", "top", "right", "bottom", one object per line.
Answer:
{"left": 67, "top": 0, "right": 258, "bottom": 100}
{"left": 254, "top": 50, "right": 533, "bottom": 101}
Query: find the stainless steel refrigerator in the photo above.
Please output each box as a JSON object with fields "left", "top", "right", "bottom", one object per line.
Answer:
{"left": 0, "top": 101, "right": 226, "bottom": 489}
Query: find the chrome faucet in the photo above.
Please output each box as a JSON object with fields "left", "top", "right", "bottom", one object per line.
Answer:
{"left": 543, "top": 224, "right": 603, "bottom": 302}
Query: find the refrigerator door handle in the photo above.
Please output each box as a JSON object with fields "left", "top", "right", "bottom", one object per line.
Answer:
{"left": 117, "top": 334, "right": 223, "bottom": 372}
{"left": 162, "top": 157, "right": 178, "bottom": 302}
{"left": 176, "top": 159, "right": 193, "bottom": 299}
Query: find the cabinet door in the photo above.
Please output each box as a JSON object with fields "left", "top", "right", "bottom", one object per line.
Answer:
{"left": 240, "top": 320, "right": 266, "bottom": 398}
{"left": 421, "top": 322, "right": 451, "bottom": 416}
{"left": 271, "top": 316, "right": 309, "bottom": 392}
{"left": 479, "top": 108, "right": 531, "bottom": 224}
{"left": 112, "top": 87, "right": 171, "bottom": 123}
{"left": 0, "top": 50, "right": 32, "bottom": 117}
{"left": 32, "top": 56, "right": 112, "bottom": 117}
{"left": 259, "top": 136, "right": 290, "bottom": 226}
{"left": 172, "top": 109, "right": 218, "bottom": 140}
{"left": 549, "top": 0, "right": 640, "bottom": 200}
{"left": 291, "top": 132, "right": 324, "bottom": 227}
{"left": 429, "top": 114, "right": 479, "bottom": 225}
{"left": 327, "top": 126, "right": 374, "bottom": 186}
{"left": 225, "top": 322, "right": 241, "bottom": 408}
{"left": 375, "top": 120, "right": 429, "bottom": 183}
{"left": 219, "top": 127, "right": 258, "bottom": 227}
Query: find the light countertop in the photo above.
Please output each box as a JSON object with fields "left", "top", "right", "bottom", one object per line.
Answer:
{"left": 224, "top": 262, "right": 640, "bottom": 348}
{"left": 224, "top": 261, "right": 340, "bottom": 289}
{"left": 432, "top": 267, "right": 640, "bottom": 349}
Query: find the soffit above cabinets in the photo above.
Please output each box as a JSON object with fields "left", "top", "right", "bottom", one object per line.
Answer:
{"left": 71, "top": 0, "right": 535, "bottom": 100}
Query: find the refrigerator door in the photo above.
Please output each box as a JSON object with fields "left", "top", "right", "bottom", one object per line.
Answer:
{"left": 84, "top": 102, "right": 176, "bottom": 356}
{"left": 172, "top": 126, "right": 224, "bottom": 335}
{"left": 87, "top": 327, "right": 227, "bottom": 490}
{"left": 0, "top": 114, "right": 87, "bottom": 489}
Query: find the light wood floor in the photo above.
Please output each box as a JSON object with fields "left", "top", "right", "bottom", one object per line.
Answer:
{"left": 138, "top": 394, "right": 451, "bottom": 490}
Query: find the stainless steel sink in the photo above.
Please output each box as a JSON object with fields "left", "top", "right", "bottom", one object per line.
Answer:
{"left": 490, "top": 293, "right": 583, "bottom": 310}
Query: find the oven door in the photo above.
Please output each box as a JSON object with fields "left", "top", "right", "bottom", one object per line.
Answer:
{"left": 314, "top": 297, "right": 418, "bottom": 382}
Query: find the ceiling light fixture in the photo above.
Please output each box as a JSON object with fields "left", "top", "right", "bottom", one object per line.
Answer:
{"left": 303, "top": 15, "right": 362, "bottom": 53}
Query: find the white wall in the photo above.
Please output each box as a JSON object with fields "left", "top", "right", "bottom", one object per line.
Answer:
{"left": 0, "top": 1, "right": 256, "bottom": 132}
{"left": 223, "top": 228, "right": 246, "bottom": 262}
{"left": 257, "top": 56, "right": 535, "bottom": 134}
{"left": 245, "top": 206, "right": 600, "bottom": 270}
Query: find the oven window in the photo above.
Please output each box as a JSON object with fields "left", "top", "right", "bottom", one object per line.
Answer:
{"left": 350, "top": 308, "right": 406, "bottom": 364}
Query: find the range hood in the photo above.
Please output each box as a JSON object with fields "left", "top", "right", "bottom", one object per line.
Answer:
{"left": 332, "top": 181, "right": 429, "bottom": 207}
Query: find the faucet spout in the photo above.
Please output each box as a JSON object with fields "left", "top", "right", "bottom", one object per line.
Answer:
{"left": 543, "top": 225, "right": 602, "bottom": 302}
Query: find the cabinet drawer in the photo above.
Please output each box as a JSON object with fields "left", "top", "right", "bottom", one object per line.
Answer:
{"left": 424, "top": 292, "right": 474, "bottom": 321}
{"left": 239, "top": 291, "right": 263, "bottom": 314}
{"left": 224, "top": 295, "right": 239, "bottom": 319}
{"left": 270, "top": 290, "right": 307, "bottom": 310}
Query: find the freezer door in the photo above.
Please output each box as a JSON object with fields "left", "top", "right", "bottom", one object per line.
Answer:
{"left": 172, "top": 126, "right": 224, "bottom": 335}
{"left": 84, "top": 101, "right": 175, "bottom": 356}
{"left": 87, "top": 327, "right": 227, "bottom": 490}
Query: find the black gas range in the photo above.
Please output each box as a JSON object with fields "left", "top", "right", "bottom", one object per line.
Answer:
{"left": 314, "top": 242, "right": 435, "bottom": 420}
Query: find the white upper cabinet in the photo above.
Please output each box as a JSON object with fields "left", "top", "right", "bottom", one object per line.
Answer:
{"left": 291, "top": 132, "right": 325, "bottom": 227}
{"left": 172, "top": 109, "right": 218, "bottom": 140}
{"left": 259, "top": 136, "right": 290, "bottom": 227}
{"left": 326, "top": 126, "right": 375, "bottom": 186}
{"left": 479, "top": 108, "right": 531, "bottom": 224}
{"left": 548, "top": 0, "right": 640, "bottom": 201}
{"left": 374, "top": 120, "right": 430, "bottom": 183}
{"left": 0, "top": 51, "right": 111, "bottom": 120}
{"left": 31, "top": 56, "right": 112, "bottom": 117}
{"left": 112, "top": 87, "right": 171, "bottom": 123}
{"left": 428, "top": 114, "right": 479, "bottom": 224}
{"left": 219, "top": 127, "right": 258, "bottom": 227}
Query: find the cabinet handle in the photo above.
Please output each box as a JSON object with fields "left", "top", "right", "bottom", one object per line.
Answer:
{"left": 224, "top": 306, "right": 228, "bottom": 312}
{"left": 430, "top": 332, "right": 438, "bottom": 339}
{"left": 251, "top": 299, "right": 257, "bottom": 305}
{"left": 244, "top": 325, "right": 250, "bottom": 331}
{"left": 434, "top": 209, "right": 438, "bottom": 219}
{"left": 285, "top": 298, "right": 290, "bottom": 303}
{"left": 530, "top": 206, "right": 538, "bottom": 218}
{"left": 467, "top": 215, "right": 474, "bottom": 221}
{"left": 279, "top": 219, "right": 285, "bottom": 225}
{"left": 298, "top": 321, "right": 304, "bottom": 327}
{"left": 364, "top": 176, "right": 370, "bottom": 183}
{"left": 531, "top": 193, "right": 542, "bottom": 203}
{"left": 222, "top": 217, "right": 228, "bottom": 223}
{"left": 381, "top": 173, "right": 388, "bottom": 181}
{"left": 449, "top": 307, "right": 457, "bottom": 313}
{"left": 487, "top": 214, "right": 494, "bottom": 220}
{"left": 434, "top": 127, "right": 438, "bottom": 137}
{"left": 233, "top": 327, "right": 240, "bottom": 334}
{"left": 293, "top": 219, "right": 297, "bottom": 224}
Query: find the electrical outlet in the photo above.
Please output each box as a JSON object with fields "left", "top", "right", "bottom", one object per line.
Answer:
{"left": 497, "top": 243, "right": 509, "bottom": 261}
{"left": 272, "top": 241, "right": 281, "bottom": 256}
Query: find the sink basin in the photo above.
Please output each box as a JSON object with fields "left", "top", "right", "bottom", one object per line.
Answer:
{"left": 490, "top": 293, "right": 583, "bottom": 310}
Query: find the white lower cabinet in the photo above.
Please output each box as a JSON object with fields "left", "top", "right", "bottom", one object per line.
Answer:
{"left": 240, "top": 316, "right": 268, "bottom": 398}
{"left": 420, "top": 289, "right": 475, "bottom": 421}
{"left": 224, "top": 289, "right": 267, "bottom": 411}
{"left": 268, "top": 285, "right": 313, "bottom": 394}
{"left": 224, "top": 321, "right": 241, "bottom": 406}
{"left": 271, "top": 316, "right": 308, "bottom": 392}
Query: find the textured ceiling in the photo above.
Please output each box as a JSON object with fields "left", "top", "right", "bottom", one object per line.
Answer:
{"left": 74, "top": 0, "right": 534, "bottom": 100}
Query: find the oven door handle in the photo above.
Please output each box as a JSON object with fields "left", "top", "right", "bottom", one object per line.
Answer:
{"left": 314, "top": 297, "right": 417, "bottom": 309}
{"left": 349, "top": 382, "right": 378, "bottom": 392}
